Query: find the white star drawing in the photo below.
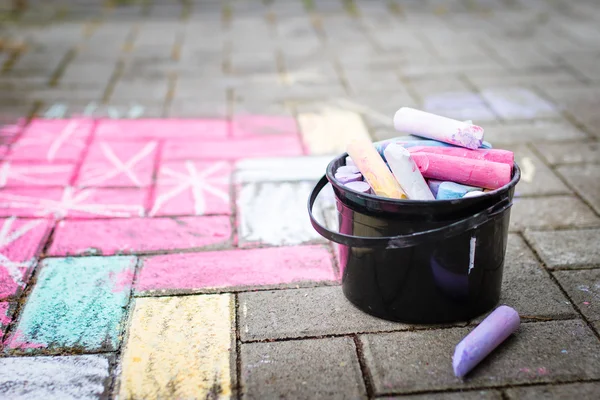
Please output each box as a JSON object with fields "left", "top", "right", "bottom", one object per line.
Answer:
{"left": 13, "top": 120, "right": 87, "bottom": 162}
{"left": 150, "top": 161, "right": 230, "bottom": 216}
{"left": 0, "top": 162, "right": 73, "bottom": 187}
{"left": 0, "top": 217, "right": 44, "bottom": 288}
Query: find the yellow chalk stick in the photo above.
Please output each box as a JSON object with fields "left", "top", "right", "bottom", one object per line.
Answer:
{"left": 346, "top": 139, "right": 407, "bottom": 199}
{"left": 118, "top": 295, "right": 234, "bottom": 399}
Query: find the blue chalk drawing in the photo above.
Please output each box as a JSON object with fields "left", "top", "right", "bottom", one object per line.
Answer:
{"left": 43, "top": 104, "right": 68, "bottom": 119}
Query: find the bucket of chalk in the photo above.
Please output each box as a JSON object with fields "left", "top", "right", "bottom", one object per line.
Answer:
{"left": 307, "top": 154, "right": 520, "bottom": 324}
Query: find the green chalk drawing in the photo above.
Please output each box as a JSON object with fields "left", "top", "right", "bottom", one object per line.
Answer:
{"left": 7, "top": 256, "right": 136, "bottom": 352}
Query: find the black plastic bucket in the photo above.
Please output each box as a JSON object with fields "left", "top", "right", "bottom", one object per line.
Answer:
{"left": 308, "top": 153, "right": 521, "bottom": 324}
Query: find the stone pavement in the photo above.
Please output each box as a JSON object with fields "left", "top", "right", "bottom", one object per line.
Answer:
{"left": 0, "top": 0, "right": 600, "bottom": 398}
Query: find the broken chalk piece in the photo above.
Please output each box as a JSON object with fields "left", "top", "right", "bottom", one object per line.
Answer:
{"left": 408, "top": 146, "right": 514, "bottom": 168}
{"left": 436, "top": 182, "right": 481, "bottom": 200}
{"left": 345, "top": 180, "right": 372, "bottom": 194}
{"left": 411, "top": 153, "right": 511, "bottom": 190}
{"left": 336, "top": 165, "right": 360, "bottom": 175}
{"left": 463, "top": 191, "right": 485, "bottom": 198}
{"left": 384, "top": 144, "right": 434, "bottom": 200}
{"left": 481, "top": 141, "right": 493, "bottom": 149}
{"left": 345, "top": 156, "right": 355, "bottom": 167}
{"left": 453, "top": 305, "right": 520, "bottom": 377}
{"left": 393, "top": 107, "right": 484, "bottom": 150}
{"left": 428, "top": 180, "right": 444, "bottom": 197}
{"left": 347, "top": 139, "right": 407, "bottom": 199}
{"left": 335, "top": 171, "right": 362, "bottom": 184}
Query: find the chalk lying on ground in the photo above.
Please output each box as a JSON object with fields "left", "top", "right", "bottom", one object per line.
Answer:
{"left": 345, "top": 180, "right": 372, "bottom": 194}
{"left": 347, "top": 139, "right": 407, "bottom": 199}
{"left": 408, "top": 146, "right": 514, "bottom": 167}
{"left": 453, "top": 305, "right": 520, "bottom": 377}
{"left": 394, "top": 108, "right": 484, "bottom": 149}
{"left": 384, "top": 144, "right": 434, "bottom": 200}
{"left": 427, "top": 180, "right": 444, "bottom": 197}
{"left": 411, "top": 153, "right": 511, "bottom": 190}
{"left": 436, "top": 182, "right": 482, "bottom": 200}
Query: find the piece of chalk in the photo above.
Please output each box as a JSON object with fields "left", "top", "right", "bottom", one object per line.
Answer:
{"left": 408, "top": 146, "right": 514, "bottom": 167}
{"left": 481, "top": 141, "right": 493, "bottom": 149}
{"left": 394, "top": 108, "right": 484, "bottom": 149}
{"left": 427, "top": 180, "right": 443, "bottom": 197}
{"left": 375, "top": 136, "right": 493, "bottom": 161}
{"left": 463, "top": 191, "right": 485, "bottom": 198}
{"left": 345, "top": 156, "right": 356, "bottom": 167}
{"left": 335, "top": 171, "right": 362, "bottom": 184}
{"left": 345, "top": 180, "right": 372, "bottom": 194}
{"left": 384, "top": 144, "right": 434, "bottom": 200}
{"left": 347, "top": 139, "right": 407, "bottom": 199}
{"left": 411, "top": 153, "right": 511, "bottom": 190}
{"left": 436, "top": 182, "right": 481, "bottom": 200}
{"left": 336, "top": 165, "right": 360, "bottom": 175}
{"left": 453, "top": 305, "right": 520, "bottom": 377}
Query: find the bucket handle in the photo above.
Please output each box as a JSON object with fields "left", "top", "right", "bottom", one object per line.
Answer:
{"left": 308, "top": 175, "right": 513, "bottom": 249}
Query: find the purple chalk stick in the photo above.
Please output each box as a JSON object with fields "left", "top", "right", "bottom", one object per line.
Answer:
{"left": 345, "top": 180, "right": 371, "bottom": 193}
{"left": 335, "top": 171, "right": 362, "bottom": 184}
{"left": 337, "top": 165, "right": 360, "bottom": 175}
{"left": 453, "top": 305, "right": 520, "bottom": 378}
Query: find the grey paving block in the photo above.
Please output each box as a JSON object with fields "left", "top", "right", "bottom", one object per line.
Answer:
{"left": 481, "top": 88, "right": 559, "bottom": 120}
{"left": 0, "top": 354, "right": 111, "bottom": 399}
{"left": 166, "top": 99, "right": 227, "bottom": 118}
{"left": 109, "top": 79, "right": 170, "bottom": 102}
{"left": 505, "top": 145, "right": 571, "bottom": 197}
{"left": 466, "top": 71, "right": 580, "bottom": 92}
{"left": 554, "top": 269, "right": 600, "bottom": 322}
{"left": 483, "top": 121, "right": 588, "bottom": 145}
{"left": 360, "top": 320, "right": 600, "bottom": 395}
{"left": 239, "top": 286, "right": 408, "bottom": 341}
{"left": 557, "top": 164, "right": 600, "bottom": 214}
{"left": 505, "top": 382, "right": 600, "bottom": 400}
{"left": 509, "top": 196, "right": 600, "bottom": 231}
{"left": 241, "top": 337, "right": 366, "bottom": 400}
{"left": 499, "top": 235, "right": 573, "bottom": 320}
{"left": 525, "top": 228, "right": 600, "bottom": 269}
{"left": 533, "top": 141, "right": 600, "bottom": 165}
{"left": 384, "top": 390, "right": 502, "bottom": 400}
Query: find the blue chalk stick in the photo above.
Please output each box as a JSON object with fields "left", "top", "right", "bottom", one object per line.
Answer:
{"left": 436, "top": 182, "right": 481, "bottom": 200}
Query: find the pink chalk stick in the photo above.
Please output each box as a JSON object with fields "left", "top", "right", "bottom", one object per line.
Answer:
{"left": 135, "top": 245, "right": 336, "bottom": 293}
{"left": 408, "top": 146, "right": 514, "bottom": 167}
{"left": 48, "top": 216, "right": 231, "bottom": 256}
{"left": 411, "top": 153, "right": 511, "bottom": 190}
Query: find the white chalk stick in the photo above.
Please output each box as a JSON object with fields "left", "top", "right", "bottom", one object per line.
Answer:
{"left": 384, "top": 143, "right": 435, "bottom": 200}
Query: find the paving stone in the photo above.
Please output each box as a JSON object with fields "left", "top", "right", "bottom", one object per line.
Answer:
{"left": 422, "top": 92, "right": 497, "bottom": 122}
{"left": 0, "top": 187, "right": 148, "bottom": 219}
{"left": 483, "top": 121, "right": 588, "bottom": 145}
{"left": 0, "top": 354, "right": 111, "bottom": 399}
{"left": 95, "top": 119, "right": 229, "bottom": 140}
{"left": 7, "top": 118, "right": 95, "bottom": 162}
{"left": 163, "top": 135, "right": 303, "bottom": 160}
{"left": 481, "top": 88, "right": 559, "bottom": 120}
{"left": 533, "top": 141, "right": 600, "bottom": 165}
{"left": 0, "top": 301, "right": 15, "bottom": 341}
{"left": 48, "top": 216, "right": 231, "bottom": 256}
{"left": 0, "top": 218, "right": 50, "bottom": 300}
{"left": 554, "top": 269, "right": 600, "bottom": 322}
{"left": 109, "top": 80, "right": 170, "bottom": 102}
{"left": 150, "top": 160, "right": 232, "bottom": 217}
{"left": 498, "top": 235, "right": 574, "bottom": 320}
{"left": 557, "top": 164, "right": 600, "bottom": 214}
{"left": 232, "top": 115, "right": 298, "bottom": 137}
{"left": 239, "top": 286, "right": 407, "bottom": 341}
{"left": 234, "top": 156, "right": 331, "bottom": 184}
{"left": 167, "top": 99, "right": 228, "bottom": 118}
{"left": 6, "top": 256, "right": 136, "bottom": 352}
{"left": 135, "top": 245, "right": 336, "bottom": 295}
{"left": 241, "top": 337, "right": 366, "bottom": 400}
{"left": 298, "top": 109, "right": 371, "bottom": 155}
{"left": 505, "top": 382, "right": 600, "bottom": 400}
{"left": 237, "top": 181, "right": 325, "bottom": 247}
{"left": 360, "top": 320, "right": 600, "bottom": 395}
{"left": 466, "top": 71, "right": 581, "bottom": 92}
{"left": 119, "top": 295, "right": 234, "bottom": 399}
{"left": 509, "top": 196, "right": 600, "bottom": 231}
{"left": 0, "top": 160, "right": 77, "bottom": 188}
{"left": 525, "top": 229, "right": 600, "bottom": 269}
{"left": 505, "top": 145, "right": 570, "bottom": 196}
{"left": 385, "top": 390, "right": 502, "bottom": 400}
{"left": 77, "top": 140, "right": 158, "bottom": 188}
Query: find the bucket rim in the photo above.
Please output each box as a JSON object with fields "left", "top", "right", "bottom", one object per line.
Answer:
{"left": 327, "top": 152, "right": 521, "bottom": 205}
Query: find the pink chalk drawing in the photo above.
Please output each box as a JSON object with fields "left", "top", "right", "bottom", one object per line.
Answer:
{"left": 0, "top": 187, "right": 146, "bottom": 219}
{"left": 135, "top": 245, "right": 336, "bottom": 293}
{"left": 48, "top": 216, "right": 231, "bottom": 256}
{"left": 150, "top": 160, "right": 232, "bottom": 216}
{"left": 109, "top": 269, "right": 136, "bottom": 293}
{"left": 232, "top": 115, "right": 298, "bottom": 137}
{"left": 95, "top": 119, "right": 229, "bottom": 140}
{"left": 162, "top": 135, "right": 304, "bottom": 160}
{"left": 0, "top": 161, "right": 76, "bottom": 188}
{"left": 0, "top": 217, "right": 50, "bottom": 299}
{"left": 77, "top": 141, "right": 157, "bottom": 187}
{"left": 0, "top": 302, "right": 11, "bottom": 326}
{"left": 0, "top": 121, "right": 25, "bottom": 145}
{"left": 8, "top": 119, "right": 94, "bottom": 162}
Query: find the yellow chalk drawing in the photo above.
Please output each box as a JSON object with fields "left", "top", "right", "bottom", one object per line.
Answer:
{"left": 118, "top": 295, "right": 234, "bottom": 399}
{"left": 298, "top": 109, "right": 372, "bottom": 155}
{"left": 520, "top": 157, "right": 536, "bottom": 183}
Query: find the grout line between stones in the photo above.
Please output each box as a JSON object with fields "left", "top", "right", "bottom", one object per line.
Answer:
{"left": 352, "top": 334, "right": 374, "bottom": 399}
